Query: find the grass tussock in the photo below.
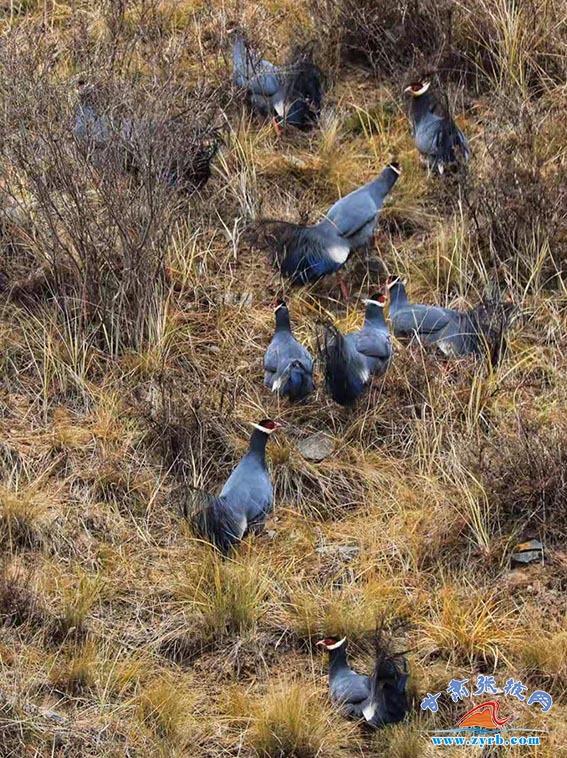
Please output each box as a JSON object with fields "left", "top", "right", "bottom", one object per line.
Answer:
{"left": 225, "top": 679, "right": 354, "bottom": 757}
{"left": 138, "top": 674, "right": 199, "bottom": 748}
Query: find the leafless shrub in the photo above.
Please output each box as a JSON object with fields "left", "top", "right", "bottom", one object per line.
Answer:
{"left": 309, "top": 0, "right": 566, "bottom": 92}
{"left": 317, "top": 0, "right": 444, "bottom": 73}
{"left": 0, "top": 23, "right": 223, "bottom": 355}
{"left": 464, "top": 100, "right": 566, "bottom": 291}
{"left": 475, "top": 419, "right": 567, "bottom": 541}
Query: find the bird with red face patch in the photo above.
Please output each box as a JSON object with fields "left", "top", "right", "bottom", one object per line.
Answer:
{"left": 319, "top": 291, "right": 392, "bottom": 406}
{"left": 317, "top": 636, "right": 409, "bottom": 728}
{"left": 186, "top": 419, "right": 283, "bottom": 554}
{"left": 405, "top": 80, "right": 470, "bottom": 175}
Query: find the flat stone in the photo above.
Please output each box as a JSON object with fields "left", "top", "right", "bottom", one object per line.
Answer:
{"left": 512, "top": 539, "right": 544, "bottom": 567}
{"left": 297, "top": 432, "right": 334, "bottom": 462}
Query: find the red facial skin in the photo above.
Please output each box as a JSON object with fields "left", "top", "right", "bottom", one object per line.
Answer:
{"left": 317, "top": 637, "right": 339, "bottom": 648}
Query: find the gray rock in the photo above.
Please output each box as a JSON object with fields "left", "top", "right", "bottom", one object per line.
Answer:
{"left": 297, "top": 431, "right": 334, "bottom": 462}
{"left": 511, "top": 539, "right": 544, "bottom": 567}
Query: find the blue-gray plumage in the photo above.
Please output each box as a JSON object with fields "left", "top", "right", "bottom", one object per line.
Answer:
{"left": 405, "top": 81, "right": 470, "bottom": 174}
{"left": 264, "top": 301, "right": 314, "bottom": 402}
{"left": 317, "top": 637, "right": 409, "bottom": 728}
{"left": 320, "top": 293, "right": 392, "bottom": 406}
{"left": 187, "top": 420, "right": 280, "bottom": 554}
{"left": 387, "top": 277, "right": 512, "bottom": 360}
{"left": 232, "top": 34, "right": 322, "bottom": 130}
{"left": 258, "top": 164, "right": 400, "bottom": 285}
{"left": 73, "top": 83, "right": 218, "bottom": 191}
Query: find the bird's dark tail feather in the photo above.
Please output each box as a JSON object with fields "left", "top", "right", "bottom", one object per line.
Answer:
{"left": 468, "top": 297, "right": 519, "bottom": 367}
{"left": 318, "top": 324, "right": 366, "bottom": 406}
{"left": 432, "top": 122, "right": 470, "bottom": 173}
{"left": 247, "top": 220, "right": 327, "bottom": 284}
{"left": 282, "top": 43, "right": 323, "bottom": 127}
{"left": 273, "top": 360, "right": 313, "bottom": 402}
{"left": 185, "top": 487, "right": 243, "bottom": 555}
{"left": 365, "top": 637, "right": 410, "bottom": 728}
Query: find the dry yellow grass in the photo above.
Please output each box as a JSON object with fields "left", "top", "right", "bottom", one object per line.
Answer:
{"left": 0, "top": 0, "right": 566, "bottom": 756}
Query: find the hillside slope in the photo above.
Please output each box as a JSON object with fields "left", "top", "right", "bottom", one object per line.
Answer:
{"left": 0, "top": 1, "right": 566, "bottom": 756}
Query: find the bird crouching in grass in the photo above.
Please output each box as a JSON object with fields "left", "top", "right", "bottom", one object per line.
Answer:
{"left": 387, "top": 276, "right": 517, "bottom": 365}
{"left": 232, "top": 34, "right": 322, "bottom": 131}
{"left": 186, "top": 419, "right": 282, "bottom": 554}
{"left": 264, "top": 301, "right": 314, "bottom": 402}
{"left": 73, "top": 80, "right": 220, "bottom": 193}
{"left": 252, "top": 163, "right": 400, "bottom": 295}
{"left": 317, "top": 636, "right": 409, "bottom": 729}
{"left": 405, "top": 80, "right": 470, "bottom": 175}
{"left": 319, "top": 292, "right": 392, "bottom": 406}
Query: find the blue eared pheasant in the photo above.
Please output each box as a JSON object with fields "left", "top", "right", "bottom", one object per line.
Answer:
{"left": 320, "top": 292, "right": 392, "bottom": 406}
{"left": 387, "top": 276, "right": 513, "bottom": 362}
{"left": 317, "top": 637, "right": 409, "bottom": 728}
{"left": 405, "top": 81, "right": 470, "bottom": 174}
{"left": 232, "top": 34, "right": 322, "bottom": 131}
{"left": 73, "top": 82, "right": 219, "bottom": 192}
{"left": 264, "top": 301, "right": 314, "bottom": 402}
{"left": 258, "top": 164, "right": 400, "bottom": 291}
{"left": 187, "top": 419, "right": 281, "bottom": 554}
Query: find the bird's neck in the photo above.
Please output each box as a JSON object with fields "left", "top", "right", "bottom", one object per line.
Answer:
{"left": 328, "top": 646, "right": 349, "bottom": 677}
{"left": 389, "top": 282, "right": 408, "bottom": 309}
{"left": 364, "top": 304, "right": 387, "bottom": 328}
{"left": 275, "top": 307, "right": 291, "bottom": 333}
{"left": 247, "top": 430, "right": 269, "bottom": 462}
{"left": 368, "top": 168, "right": 398, "bottom": 203}
{"left": 409, "top": 93, "right": 433, "bottom": 123}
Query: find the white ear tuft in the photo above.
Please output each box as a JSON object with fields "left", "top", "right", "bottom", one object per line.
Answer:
{"left": 252, "top": 423, "right": 276, "bottom": 434}
{"left": 362, "top": 299, "right": 385, "bottom": 308}
{"left": 326, "top": 636, "right": 347, "bottom": 650}
{"left": 407, "top": 81, "right": 431, "bottom": 97}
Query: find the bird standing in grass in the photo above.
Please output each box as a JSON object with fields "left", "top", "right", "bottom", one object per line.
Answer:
{"left": 405, "top": 80, "right": 470, "bottom": 174}
{"left": 187, "top": 419, "right": 282, "bottom": 554}
{"left": 320, "top": 292, "right": 392, "bottom": 406}
{"left": 387, "top": 276, "right": 513, "bottom": 362}
{"left": 232, "top": 34, "right": 322, "bottom": 131}
{"left": 256, "top": 164, "right": 400, "bottom": 295}
{"left": 264, "top": 301, "right": 314, "bottom": 402}
{"left": 317, "top": 637, "right": 409, "bottom": 728}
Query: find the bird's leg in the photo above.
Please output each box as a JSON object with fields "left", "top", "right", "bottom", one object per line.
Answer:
{"left": 272, "top": 117, "right": 283, "bottom": 137}
{"left": 337, "top": 273, "right": 350, "bottom": 302}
